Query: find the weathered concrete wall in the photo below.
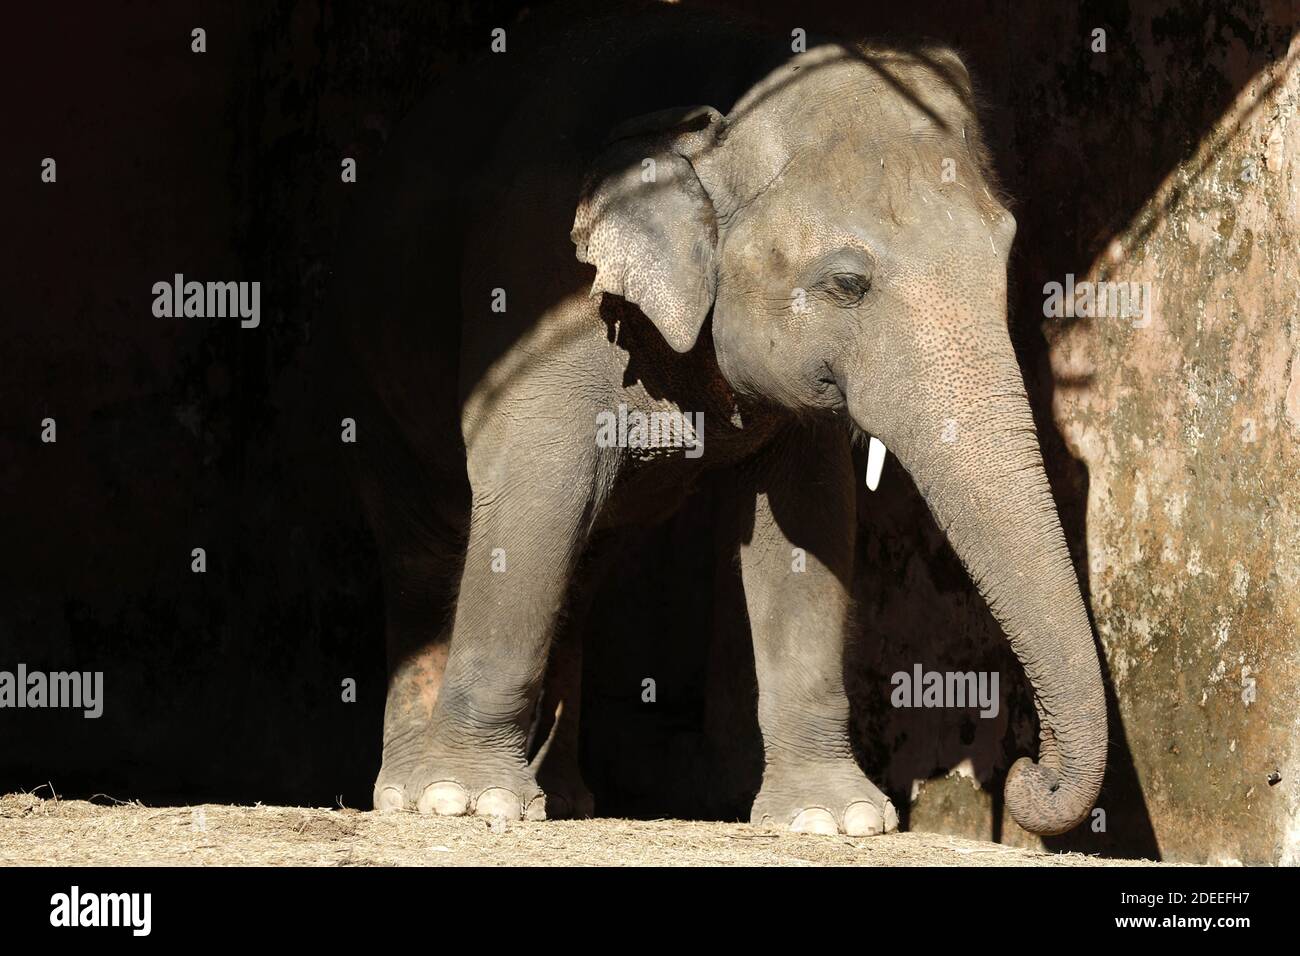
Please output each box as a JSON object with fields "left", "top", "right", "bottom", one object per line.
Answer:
{"left": 1047, "top": 32, "right": 1300, "bottom": 865}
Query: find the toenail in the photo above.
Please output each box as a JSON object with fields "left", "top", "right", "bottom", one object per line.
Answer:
{"left": 843, "top": 801, "right": 884, "bottom": 836}
{"left": 473, "top": 787, "right": 521, "bottom": 819}
{"left": 418, "top": 781, "right": 470, "bottom": 816}
{"left": 375, "top": 786, "right": 405, "bottom": 813}
{"left": 790, "top": 807, "right": 838, "bottom": 835}
{"left": 530, "top": 790, "right": 556, "bottom": 822}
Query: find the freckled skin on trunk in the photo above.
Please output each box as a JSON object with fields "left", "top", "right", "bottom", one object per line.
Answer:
{"left": 860, "top": 387, "right": 1107, "bottom": 836}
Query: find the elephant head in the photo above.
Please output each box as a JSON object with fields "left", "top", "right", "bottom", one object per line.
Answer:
{"left": 571, "top": 43, "right": 1106, "bottom": 835}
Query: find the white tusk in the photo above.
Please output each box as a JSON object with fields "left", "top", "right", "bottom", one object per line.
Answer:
{"left": 866, "top": 436, "right": 887, "bottom": 491}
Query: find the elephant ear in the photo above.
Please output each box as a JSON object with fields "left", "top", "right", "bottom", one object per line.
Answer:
{"left": 571, "top": 106, "right": 725, "bottom": 353}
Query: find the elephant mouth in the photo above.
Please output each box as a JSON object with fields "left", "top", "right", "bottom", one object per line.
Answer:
{"left": 813, "top": 361, "right": 847, "bottom": 406}
{"left": 814, "top": 362, "right": 890, "bottom": 491}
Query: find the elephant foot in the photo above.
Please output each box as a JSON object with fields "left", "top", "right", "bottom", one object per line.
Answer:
{"left": 374, "top": 757, "right": 547, "bottom": 820}
{"left": 750, "top": 758, "right": 899, "bottom": 837}
{"left": 373, "top": 731, "right": 548, "bottom": 820}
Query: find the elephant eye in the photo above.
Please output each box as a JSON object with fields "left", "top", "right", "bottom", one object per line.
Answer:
{"left": 821, "top": 272, "right": 871, "bottom": 307}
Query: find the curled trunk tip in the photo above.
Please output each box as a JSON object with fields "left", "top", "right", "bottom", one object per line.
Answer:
{"left": 1005, "top": 753, "right": 1103, "bottom": 836}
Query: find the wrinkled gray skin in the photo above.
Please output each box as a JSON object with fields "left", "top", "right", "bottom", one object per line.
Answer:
{"left": 333, "top": 6, "right": 1106, "bottom": 836}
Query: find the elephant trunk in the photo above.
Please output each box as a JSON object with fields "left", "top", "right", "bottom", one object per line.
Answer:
{"left": 859, "top": 380, "right": 1107, "bottom": 836}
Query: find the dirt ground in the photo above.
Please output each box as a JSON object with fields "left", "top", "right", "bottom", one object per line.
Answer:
{"left": 0, "top": 792, "right": 1162, "bottom": 866}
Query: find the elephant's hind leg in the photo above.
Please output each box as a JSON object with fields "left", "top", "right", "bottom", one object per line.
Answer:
{"left": 354, "top": 412, "right": 469, "bottom": 813}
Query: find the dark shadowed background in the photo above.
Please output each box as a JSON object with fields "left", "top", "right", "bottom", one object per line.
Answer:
{"left": 4, "top": 0, "right": 1297, "bottom": 863}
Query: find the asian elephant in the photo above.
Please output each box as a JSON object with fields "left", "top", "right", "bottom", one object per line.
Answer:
{"left": 330, "top": 3, "right": 1106, "bottom": 837}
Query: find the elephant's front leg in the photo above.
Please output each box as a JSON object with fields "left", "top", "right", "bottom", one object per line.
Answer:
{"left": 736, "top": 423, "right": 899, "bottom": 837}
{"left": 411, "top": 431, "right": 601, "bottom": 821}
